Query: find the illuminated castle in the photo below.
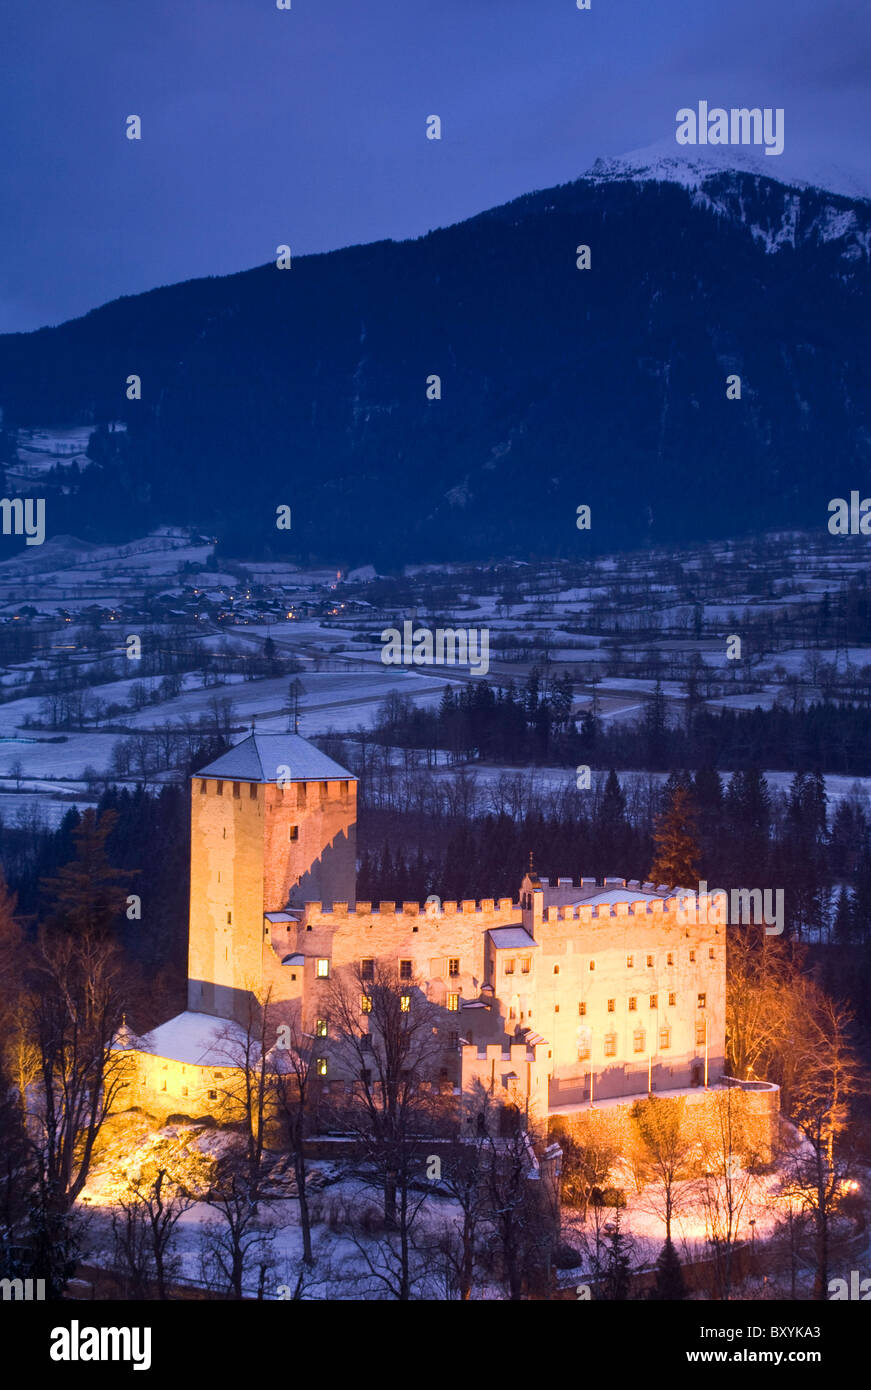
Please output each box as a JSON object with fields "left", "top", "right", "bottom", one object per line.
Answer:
{"left": 120, "top": 732, "right": 729, "bottom": 1121}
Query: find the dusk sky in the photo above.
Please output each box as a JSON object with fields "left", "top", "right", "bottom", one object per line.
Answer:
{"left": 2, "top": 0, "right": 870, "bottom": 334}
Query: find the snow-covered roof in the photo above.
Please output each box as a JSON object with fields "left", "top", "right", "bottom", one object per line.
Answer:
{"left": 195, "top": 732, "right": 355, "bottom": 783}
{"left": 281, "top": 953, "right": 305, "bottom": 966}
{"left": 488, "top": 927, "right": 539, "bottom": 951}
{"left": 130, "top": 1010, "right": 249, "bottom": 1067}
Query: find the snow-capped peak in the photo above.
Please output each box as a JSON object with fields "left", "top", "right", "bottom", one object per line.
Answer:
{"left": 583, "top": 139, "right": 871, "bottom": 203}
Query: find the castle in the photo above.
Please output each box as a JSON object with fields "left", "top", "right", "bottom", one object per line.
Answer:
{"left": 119, "top": 732, "right": 729, "bottom": 1122}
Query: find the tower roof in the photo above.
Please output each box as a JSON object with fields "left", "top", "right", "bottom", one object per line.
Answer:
{"left": 194, "top": 732, "right": 356, "bottom": 784}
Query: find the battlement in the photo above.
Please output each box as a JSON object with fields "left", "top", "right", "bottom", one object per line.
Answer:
{"left": 300, "top": 897, "right": 518, "bottom": 924}
{"left": 537, "top": 894, "right": 723, "bottom": 925}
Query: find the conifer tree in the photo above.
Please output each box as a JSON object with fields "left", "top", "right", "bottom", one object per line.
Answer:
{"left": 650, "top": 1237, "right": 687, "bottom": 1300}
{"left": 648, "top": 784, "right": 700, "bottom": 887}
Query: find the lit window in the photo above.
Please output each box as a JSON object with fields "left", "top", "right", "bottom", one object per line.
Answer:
{"left": 626, "top": 954, "right": 633, "bottom": 968}
{"left": 520, "top": 957, "right": 531, "bottom": 974}
{"left": 604, "top": 1033, "right": 617, "bottom": 1057}
{"left": 668, "top": 991, "right": 676, "bottom": 1007}
{"left": 628, "top": 996, "right": 637, "bottom": 1012}
{"left": 697, "top": 992, "right": 706, "bottom": 1009}
{"left": 400, "top": 995, "right": 411, "bottom": 1013}
{"left": 288, "top": 825, "right": 299, "bottom": 841}
{"left": 316, "top": 1058, "right": 328, "bottom": 1076}
{"left": 554, "top": 1004, "right": 560, "bottom": 1013}
{"left": 667, "top": 952, "right": 673, "bottom": 965}
{"left": 399, "top": 959, "right": 412, "bottom": 980}
{"left": 607, "top": 999, "right": 615, "bottom": 1013}
{"left": 315, "top": 1018, "right": 327, "bottom": 1037}
{"left": 448, "top": 958, "right": 460, "bottom": 977}
{"left": 695, "top": 1021, "right": 706, "bottom": 1045}
{"left": 659, "top": 1027, "right": 670, "bottom": 1049}
{"left": 646, "top": 954, "right": 653, "bottom": 968}
{"left": 361, "top": 994, "right": 372, "bottom": 1014}
{"left": 578, "top": 1002, "right": 586, "bottom": 1016}
{"left": 504, "top": 958, "right": 515, "bottom": 975}
{"left": 316, "top": 958, "right": 330, "bottom": 978}
{"left": 589, "top": 960, "right": 595, "bottom": 972}
{"left": 361, "top": 959, "right": 374, "bottom": 980}
{"left": 447, "top": 994, "right": 459, "bottom": 1011}
{"left": 633, "top": 1029, "right": 645, "bottom": 1053}
{"left": 554, "top": 965, "right": 560, "bottom": 975}
{"left": 650, "top": 994, "right": 658, "bottom": 1009}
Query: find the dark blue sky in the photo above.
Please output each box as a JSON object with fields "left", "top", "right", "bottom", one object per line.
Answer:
{"left": 2, "top": 0, "right": 869, "bottom": 333}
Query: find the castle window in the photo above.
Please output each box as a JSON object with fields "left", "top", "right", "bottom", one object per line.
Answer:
{"left": 288, "top": 825, "right": 299, "bottom": 841}
{"left": 607, "top": 999, "right": 615, "bottom": 1013}
{"left": 297, "top": 784, "right": 307, "bottom": 808}
{"left": 604, "top": 1033, "right": 617, "bottom": 1057}
{"left": 626, "top": 954, "right": 633, "bottom": 968}
{"left": 216, "top": 781, "right": 223, "bottom": 796}
{"left": 659, "top": 1027, "right": 671, "bottom": 1049}
{"left": 689, "top": 950, "right": 696, "bottom": 963}
{"left": 504, "top": 958, "right": 515, "bottom": 975}
{"left": 208, "top": 1090, "right": 217, "bottom": 1100}
{"left": 553, "top": 965, "right": 560, "bottom": 976}
{"left": 628, "top": 996, "right": 637, "bottom": 1011}
{"left": 400, "top": 995, "right": 411, "bottom": 1013}
{"left": 509, "top": 1007, "right": 516, "bottom": 1020}
{"left": 249, "top": 783, "right": 258, "bottom": 799}
{"left": 223, "top": 828, "right": 226, "bottom": 838}
{"left": 361, "top": 994, "right": 372, "bottom": 1014}
{"left": 360, "top": 1067, "right": 372, "bottom": 1084}
{"left": 646, "top": 954, "right": 654, "bottom": 968}
{"left": 199, "top": 780, "right": 207, "bottom": 794}
{"left": 668, "top": 992, "right": 676, "bottom": 1007}
{"left": 232, "top": 782, "right": 240, "bottom": 798}
{"left": 447, "top": 994, "right": 459, "bottom": 1012}
{"left": 449, "top": 1031, "right": 459, "bottom": 1049}
{"left": 399, "top": 959, "right": 412, "bottom": 981}
{"left": 316, "top": 1058, "right": 328, "bottom": 1076}
{"left": 361, "top": 959, "right": 374, "bottom": 980}
{"left": 709, "top": 947, "right": 715, "bottom": 959}
{"left": 182, "top": 1086, "right": 188, "bottom": 1097}
{"left": 589, "top": 960, "right": 595, "bottom": 971}
{"left": 520, "top": 957, "right": 531, "bottom": 974}
{"left": 578, "top": 1002, "right": 586, "bottom": 1016}
{"left": 695, "top": 1021, "right": 706, "bottom": 1045}
{"left": 361, "top": 1034, "right": 372, "bottom": 1051}
{"left": 667, "top": 952, "right": 673, "bottom": 965}
{"left": 650, "top": 994, "right": 658, "bottom": 1009}
{"left": 316, "top": 958, "right": 330, "bottom": 978}
{"left": 227, "top": 911, "right": 232, "bottom": 924}
{"left": 577, "top": 1041, "right": 590, "bottom": 1060}
{"left": 340, "top": 780, "right": 349, "bottom": 796}
{"left": 448, "top": 958, "right": 460, "bottom": 977}
{"left": 315, "top": 1018, "right": 327, "bottom": 1038}
{"left": 633, "top": 1029, "right": 645, "bottom": 1053}
{"left": 554, "top": 1004, "right": 560, "bottom": 1013}
{"left": 697, "top": 992, "right": 706, "bottom": 1009}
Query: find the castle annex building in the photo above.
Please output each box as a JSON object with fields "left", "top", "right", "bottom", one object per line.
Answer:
{"left": 120, "top": 733, "right": 729, "bottom": 1120}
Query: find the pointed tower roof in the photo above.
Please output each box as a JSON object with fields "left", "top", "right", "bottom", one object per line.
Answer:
{"left": 194, "top": 732, "right": 355, "bottom": 784}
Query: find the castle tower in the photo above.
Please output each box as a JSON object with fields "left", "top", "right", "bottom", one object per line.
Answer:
{"left": 187, "top": 733, "right": 357, "bottom": 1022}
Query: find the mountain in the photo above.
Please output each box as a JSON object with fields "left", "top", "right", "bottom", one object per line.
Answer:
{"left": 1, "top": 149, "right": 869, "bottom": 566}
